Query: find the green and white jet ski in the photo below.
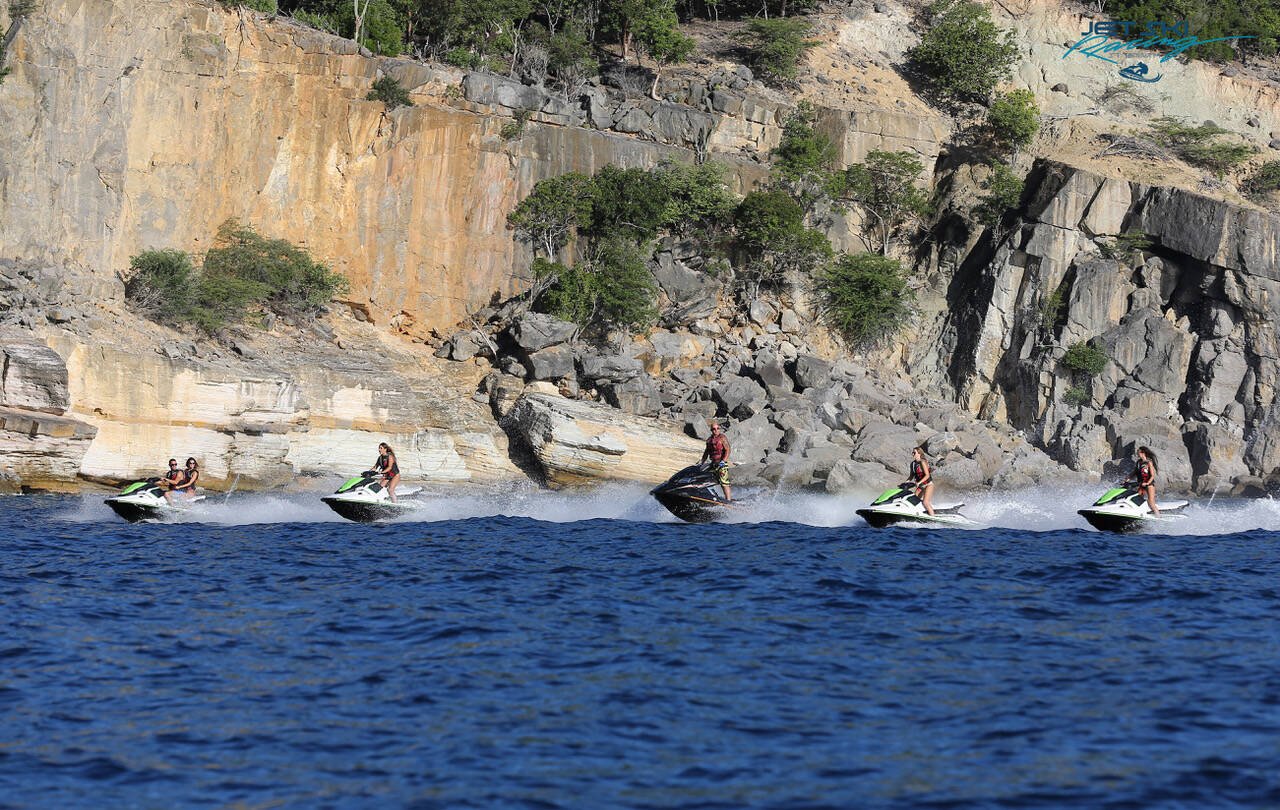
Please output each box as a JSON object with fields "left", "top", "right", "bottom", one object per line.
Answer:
{"left": 1077, "top": 487, "right": 1188, "bottom": 533}
{"left": 104, "top": 479, "right": 207, "bottom": 523}
{"left": 856, "top": 485, "right": 974, "bottom": 528}
{"left": 321, "top": 472, "right": 423, "bottom": 523}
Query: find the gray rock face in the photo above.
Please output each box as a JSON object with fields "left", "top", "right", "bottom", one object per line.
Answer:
{"left": 825, "top": 459, "right": 894, "bottom": 494}
{"left": 932, "top": 457, "right": 985, "bottom": 490}
{"left": 506, "top": 313, "right": 577, "bottom": 352}
{"left": 1, "top": 342, "right": 70, "bottom": 414}
{"left": 851, "top": 422, "right": 917, "bottom": 474}
{"left": 729, "top": 413, "right": 784, "bottom": 464}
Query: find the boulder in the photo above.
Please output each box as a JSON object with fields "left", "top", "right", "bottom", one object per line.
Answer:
{"left": 792, "top": 354, "right": 833, "bottom": 391}
{"left": 1, "top": 342, "right": 70, "bottom": 414}
{"left": 851, "top": 422, "right": 917, "bottom": 475}
{"left": 825, "top": 460, "right": 895, "bottom": 494}
{"left": 932, "top": 457, "right": 986, "bottom": 490}
{"left": 751, "top": 356, "right": 792, "bottom": 390}
{"left": 500, "top": 393, "right": 701, "bottom": 486}
{"left": 506, "top": 312, "right": 577, "bottom": 352}
{"left": 640, "top": 331, "right": 714, "bottom": 375}
{"left": 1187, "top": 422, "right": 1249, "bottom": 492}
{"left": 748, "top": 300, "right": 777, "bottom": 326}
{"left": 728, "top": 413, "right": 784, "bottom": 464}
{"left": 601, "top": 376, "right": 663, "bottom": 416}
{"left": 713, "top": 376, "right": 768, "bottom": 420}
{"left": 578, "top": 352, "right": 645, "bottom": 383}
{"left": 525, "top": 345, "right": 575, "bottom": 381}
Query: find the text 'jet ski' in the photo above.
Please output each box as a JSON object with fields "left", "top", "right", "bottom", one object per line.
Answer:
{"left": 1077, "top": 487, "right": 1188, "bottom": 533}
{"left": 856, "top": 485, "right": 974, "bottom": 528}
{"left": 104, "top": 479, "right": 206, "bottom": 523}
{"left": 321, "top": 472, "right": 423, "bottom": 523}
{"left": 651, "top": 464, "right": 748, "bottom": 524}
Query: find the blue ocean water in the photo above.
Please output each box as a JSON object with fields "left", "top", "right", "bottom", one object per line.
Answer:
{"left": 1, "top": 492, "right": 1278, "bottom": 809}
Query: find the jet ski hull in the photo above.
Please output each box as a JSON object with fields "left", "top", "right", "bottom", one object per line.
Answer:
{"left": 104, "top": 494, "right": 204, "bottom": 523}
{"left": 1077, "top": 509, "right": 1186, "bottom": 534}
{"left": 855, "top": 507, "right": 971, "bottom": 529}
{"left": 321, "top": 495, "right": 418, "bottom": 523}
{"left": 653, "top": 491, "right": 736, "bottom": 524}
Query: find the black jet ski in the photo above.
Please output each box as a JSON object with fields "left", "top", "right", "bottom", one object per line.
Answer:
{"left": 856, "top": 485, "right": 974, "bottom": 528}
{"left": 104, "top": 478, "right": 206, "bottom": 523}
{"left": 321, "top": 472, "right": 423, "bottom": 523}
{"left": 1078, "top": 486, "right": 1188, "bottom": 533}
{"left": 651, "top": 464, "right": 746, "bottom": 523}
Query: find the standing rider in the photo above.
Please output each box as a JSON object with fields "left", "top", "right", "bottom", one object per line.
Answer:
{"left": 1123, "top": 445, "right": 1160, "bottom": 516}
{"left": 700, "top": 423, "right": 731, "bottom": 502}
{"left": 372, "top": 442, "right": 401, "bottom": 503}
{"left": 908, "top": 447, "right": 935, "bottom": 516}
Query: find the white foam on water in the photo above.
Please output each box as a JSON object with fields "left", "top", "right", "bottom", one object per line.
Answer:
{"left": 57, "top": 482, "right": 1280, "bottom": 535}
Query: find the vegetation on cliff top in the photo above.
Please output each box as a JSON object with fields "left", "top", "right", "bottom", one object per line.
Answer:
{"left": 1102, "top": 0, "right": 1280, "bottom": 60}
{"left": 908, "top": 0, "right": 1018, "bottom": 108}
{"left": 125, "top": 220, "right": 348, "bottom": 333}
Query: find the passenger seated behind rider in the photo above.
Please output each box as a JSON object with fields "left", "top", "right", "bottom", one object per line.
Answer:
{"left": 370, "top": 442, "right": 401, "bottom": 502}
{"left": 1122, "top": 445, "right": 1160, "bottom": 516}
{"left": 165, "top": 457, "right": 200, "bottom": 505}
{"left": 700, "top": 422, "right": 731, "bottom": 502}
{"left": 908, "top": 447, "right": 935, "bottom": 516}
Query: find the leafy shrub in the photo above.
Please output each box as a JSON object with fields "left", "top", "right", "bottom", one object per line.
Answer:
{"left": 1062, "top": 341, "right": 1108, "bottom": 376}
{"left": 1063, "top": 385, "right": 1091, "bottom": 407}
{"left": 816, "top": 253, "right": 915, "bottom": 347}
{"left": 908, "top": 0, "right": 1018, "bottom": 107}
{"left": 1040, "top": 279, "right": 1068, "bottom": 338}
{"left": 8, "top": 0, "right": 38, "bottom": 18}
{"left": 500, "top": 108, "right": 532, "bottom": 140}
{"left": 734, "top": 18, "right": 816, "bottom": 85}
{"left": 654, "top": 160, "right": 737, "bottom": 235}
{"left": 588, "top": 165, "right": 670, "bottom": 242}
{"left": 444, "top": 47, "right": 481, "bottom": 69}
{"left": 1243, "top": 160, "right": 1280, "bottom": 202}
{"left": 124, "top": 249, "right": 198, "bottom": 323}
{"left": 217, "top": 0, "right": 276, "bottom": 13}
{"left": 293, "top": 8, "right": 338, "bottom": 33}
{"left": 547, "top": 29, "right": 598, "bottom": 93}
{"left": 367, "top": 75, "right": 413, "bottom": 109}
{"left": 972, "top": 161, "right": 1024, "bottom": 226}
{"left": 734, "top": 190, "right": 805, "bottom": 252}
{"left": 534, "top": 259, "right": 595, "bottom": 327}
{"left": 987, "top": 89, "right": 1040, "bottom": 150}
{"left": 203, "top": 219, "right": 348, "bottom": 314}
{"left": 1149, "top": 117, "right": 1254, "bottom": 176}
{"left": 590, "top": 238, "right": 658, "bottom": 331}
{"left": 734, "top": 191, "right": 832, "bottom": 294}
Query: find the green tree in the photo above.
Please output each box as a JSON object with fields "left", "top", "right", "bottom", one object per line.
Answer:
{"left": 634, "top": 0, "right": 695, "bottom": 99}
{"left": 507, "top": 172, "right": 595, "bottom": 258}
{"left": 590, "top": 237, "right": 658, "bottom": 331}
{"left": 833, "top": 150, "right": 931, "bottom": 254}
{"left": 1243, "top": 160, "right": 1280, "bottom": 203}
{"left": 547, "top": 28, "right": 598, "bottom": 94}
{"left": 734, "top": 17, "right": 816, "bottom": 85}
{"left": 908, "top": 0, "right": 1018, "bottom": 107}
{"left": 987, "top": 89, "right": 1039, "bottom": 151}
{"left": 733, "top": 190, "right": 832, "bottom": 294}
{"left": 203, "top": 219, "right": 348, "bottom": 312}
{"left": 815, "top": 253, "right": 915, "bottom": 347}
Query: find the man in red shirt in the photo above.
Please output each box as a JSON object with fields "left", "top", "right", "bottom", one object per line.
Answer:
{"left": 700, "top": 422, "right": 731, "bottom": 501}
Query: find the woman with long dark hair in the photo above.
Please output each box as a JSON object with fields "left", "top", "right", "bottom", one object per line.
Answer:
{"left": 372, "top": 442, "right": 401, "bottom": 502}
{"left": 909, "top": 446, "right": 935, "bottom": 516}
{"left": 1123, "top": 445, "right": 1160, "bottom": 516}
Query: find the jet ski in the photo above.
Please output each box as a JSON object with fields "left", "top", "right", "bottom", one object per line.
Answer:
{"left": 321, "top": 472, "right": 423, "bottom": 523}
{"left": 104, "top": 479, "right": 206, "bottom": 523}
{"left": 855, "top": 485, "right": 974, "bottom": 528}
{"left": 1077, "top": 487, "right": 1188, "bottom": 533}
{"left": 651, "top": 463, "right": 747, "bottom": 524}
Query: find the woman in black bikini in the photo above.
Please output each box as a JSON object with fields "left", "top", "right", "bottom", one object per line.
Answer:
{"left": 908, "top": 447, "right": 935, "bottom": 516}
{"left": 1123, "top": 445, "right": 1160, "bottom": 516}
{"left": 372, "top": 442, "right": 401, "bottom": 502}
